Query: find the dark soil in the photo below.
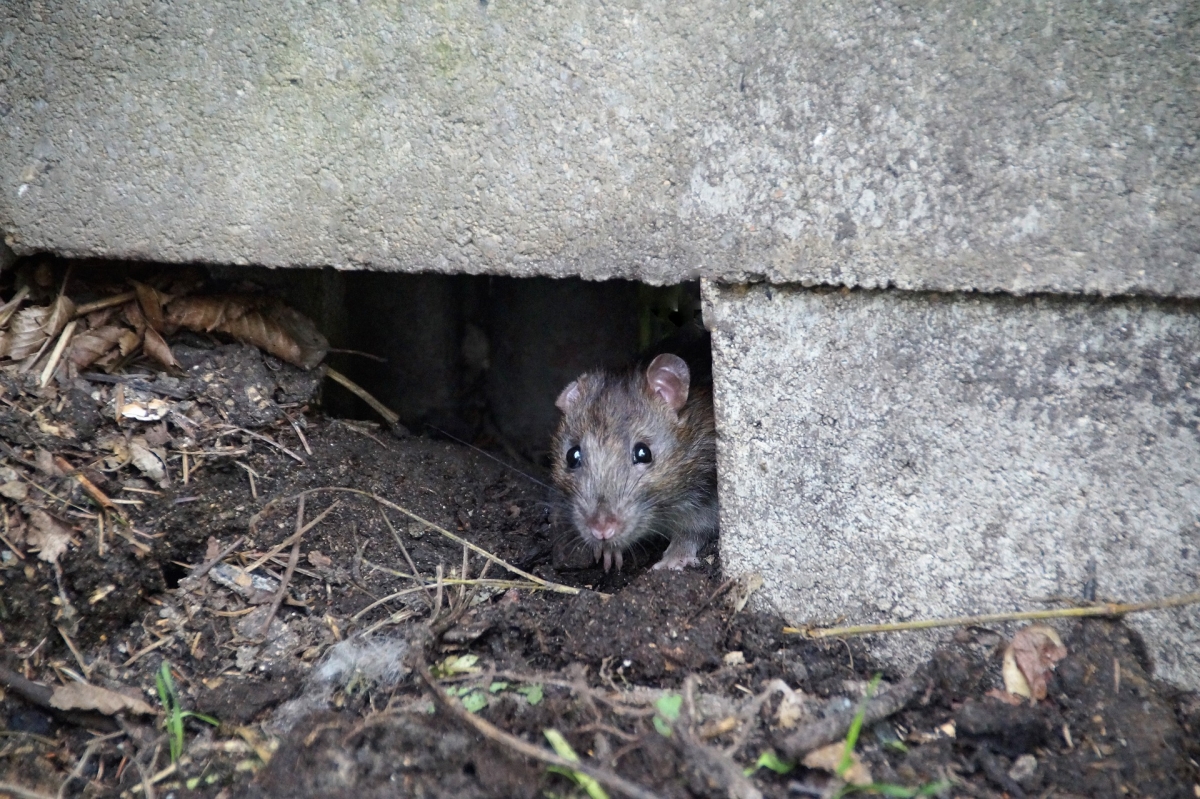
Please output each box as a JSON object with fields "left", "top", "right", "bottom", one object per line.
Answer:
{"left": 1, "top": 345, "right": 1197, "bottom": 799}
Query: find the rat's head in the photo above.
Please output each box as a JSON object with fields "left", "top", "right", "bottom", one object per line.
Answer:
{"left": 551, "top": 354, "right": 693, "bottom": 570}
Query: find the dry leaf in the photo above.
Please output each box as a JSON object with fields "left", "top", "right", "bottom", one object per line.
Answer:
{"left": 802, "top": 742, "right": 873, "bottom": 786}
{"left": 143, "top": 327, "right": 179, "bottom": 368}
{"left": 0, "top": 481, "right": 28, "bottom": 501}
{"left": 25, "top": 508, "right": 74, "bottom": 564}
{"left": 128, "top": 438, "right": 167, "bottom": 484}
{"left": 43, "top": 294, "right": 77, "bottom": 339}
{"left": 985, "top": 688, "right": 1026, "bottom": 706}
{"left": 122, "top": 300, "right": 147, "bottom": 334}
{"left": 776, "top": 690, "right": 806, "bottom": 729}
{"left": 308, "top": 550, "right": 333, "bottom": 568}
{"left": 117, "top": 328, "right": 141, "bottom": 356}
{"left": 69, "top": 325, "right": 128, "bottom": 368}
{"left": 34, "top": 448, "right": 63, "bottom": 476}
{"left": 0, "top": 331, "right": 9, "bottom": 359}
{"left": 8, "top": 305, "right": 50, "bottom": 360}
{"left": 49, "top": 682, "right": 156, "bottom": 716}
{"left": 165, "top": 296, "right": 328, "bottom": 368}
{"left": 0, "top": 285, "right": 31, "bottom": 327}
{"left": 143, "top": 421, "right": 172, "bottom": 448}
{"left": 1003, "top": 625, "right": 1067, "bottom": 701}
{"left": 85, "top": 306, "right": 118, "bottom": 329}
{"left": 729, "top": 572, "right": 764, "bottom": 613}
{"left": 132, "top": 281, "right": 168, "bottom": 332}
{"left": 120, "top": 398, "right": 171, "bottom": 422}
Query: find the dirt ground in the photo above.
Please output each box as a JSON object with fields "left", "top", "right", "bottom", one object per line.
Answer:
{"left": 1, "top": 339, "right": 1198, "bottom": 799}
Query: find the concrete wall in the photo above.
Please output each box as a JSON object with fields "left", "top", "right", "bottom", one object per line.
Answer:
{"left": 2, "top": 1, "right": 1196, "bottom": 293}
{"left": 705, "top": 282, "right": 1200, "bottom": 689}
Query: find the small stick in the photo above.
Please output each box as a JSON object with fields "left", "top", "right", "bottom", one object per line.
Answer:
{"left": 284, "top": 413, "right": 313, "bottom": 456}
{"left": 121, "top": 634, "right": 174, "bottom": 667}
{"left": 0, "top": 285, "right": 31, "bottom": 327}
{"left": 251, "top": 488, "right": 581, "bottom": 595}
{"left": 0, "top": 508, "right": 26, "bottom": 559}
{"left": 417, "top": 658, "right": 663, "bottom": 799}
{"left": 325, "top": 366, "right": 399, "bottom": 427}
{"left": 242, "top": 502, "right": 339, "bottom": 574}
{"left": 190, "top": 536, "right": 245, "bottom": 579}
{"left": 377, "top": 501, "right": 435, "bottom": 609}
{"left": 259, "top": 497, "right": 306, "bottom": 639}
{"left": 39, "top": 320, "right": 77, "bottom": 388}
{"left": 222, "top": 426, "right": 305, "bottom": 464}
{"left": 234, "top": 461, "right": 258, "bottom": 500}
{"left": 73, "top": 291, "right": 137, "bottom": 317}
{"left": 0, "top": 782, "right": 56, "bottom": 799}
{"left": 774, "top": 677, "right": 920, "bottom": 759}
{"left": 54, "top": 456, "right": 123, "bottom": 518}
{"left": 791, "top": 592, "right": 1200, "bottom": 639}
{"left": 57, "top": 626, "right": 92, "bottom": 680}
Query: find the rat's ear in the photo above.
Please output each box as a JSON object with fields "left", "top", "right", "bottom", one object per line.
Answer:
{"left": 556, "top": 380, "right": 583, "bottom": 413}
{"left": 645, "top": 354, "right": 690, "bottom": 412}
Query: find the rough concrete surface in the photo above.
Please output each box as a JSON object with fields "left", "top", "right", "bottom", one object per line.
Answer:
{"left": 705, "top": 282, "right": 1200, "bottom": 690}
{"left": 2, "top": 1, "right": 1196, "bottom": 294}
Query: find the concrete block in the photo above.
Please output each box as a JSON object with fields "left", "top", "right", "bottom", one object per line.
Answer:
{"left": 2, "top": 2, "right": 1196, "bottom": 294}
{"left": 705, "top": 282, "right": 1200, "bottom": 689}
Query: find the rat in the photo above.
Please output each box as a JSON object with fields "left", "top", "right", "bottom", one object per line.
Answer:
{"left": 551, "top": 353, "right": 717, "bottom": 571}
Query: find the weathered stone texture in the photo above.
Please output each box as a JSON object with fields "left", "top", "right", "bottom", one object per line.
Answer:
{"left": 706, "top": 282, "right": 1200, "bottom": 688}
{"left": 2, "top": 1, "right": 1196, "bottom": 293}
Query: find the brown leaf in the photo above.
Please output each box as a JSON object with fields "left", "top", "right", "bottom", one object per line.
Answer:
{"left": 25, "top": 507, "right": 74, "bottom": 564}
{"left": 132, "top": 281, "right": 169, "bottom": 332}
{"left": 143, "top": 421, "right": 172, "bottom": 448}
{"left": 1004, "top": 624, "right": 1068, "bottom": 701}
{"left": 0, "top": 481, "right": 29, "bottom": 501}
{"left": 85, "top": 306, "right": 118, "bottom": 329}
{"left": 0, "top": 330, "right": 10, "bottom": 359}
{"left": 34, "top": 448, "right": 63, "bottom": 476}
{"left": 129, "top": 437, "right": 168, "bottom": 484}
{"left": 0, "top": 285, "right": 31, "bottom": 327}
{"left": 8, "top": 305, "right": 49, "bottom": 360}
{"left": 68, "top": 325, "right": 128, "bottom": 368}
{"left": 117, "top": 328, "right": 141, "bottom": 356}
{"left": 49, "top": 682, "right": 156, "bottom": 716}
{"left": 165, "top": 296, "right": 328, "bottom": 368}
{"left": 122, "top": 300, "right": 147, "bottom": 334}
{"left": 985, "top": 688, "right": 1027, "bottom": 706}
{"left": 143, "top": 327, "right": 179, "bottom": 369}
{"left": 43, "top": 294, "right": 77, "bottom": 338}
{"left": 802, "top": 741, "right": 872, "bottom": 786}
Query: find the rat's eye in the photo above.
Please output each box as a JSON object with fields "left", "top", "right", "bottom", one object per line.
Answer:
{"left": 632, "top": 442, "right": 653, "bottom": 464}
{"left": 566, "top": 446, "right": 582, "bottom": 470}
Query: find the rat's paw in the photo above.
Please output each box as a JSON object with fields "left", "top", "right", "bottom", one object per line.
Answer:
{"left": 651, "top": 553, "right": 700, "bottom": 571}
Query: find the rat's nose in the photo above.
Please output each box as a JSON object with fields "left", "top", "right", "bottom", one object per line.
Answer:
{"left": 586, "top": 511, "right": 621, "bottom": 541}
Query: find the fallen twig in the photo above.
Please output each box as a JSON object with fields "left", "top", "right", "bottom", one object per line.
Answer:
{"left": 774, "top": 677, "right": 920, "bottom": 759}
{"left": 791, "top": 592, "right": 1200, "bottom": 639}
{"left": 325, "top": 366, "right": 400, "bottom": 427}
{"left": 417, "top": 656, "right": 662, "bottom": 799}
{"left": 0, "top": 782, "right": 56, "bottom": 799}
{"left": 678, "top": 675, "right": 762, "bottom": 799}
{"left": 190, "top": 536, "right": 246, "bottom": 579}
{"left": 242, "top": 501, "right": 340, "bottom": 574}
{"left": 221, "top": 426, "right": 305, "bottom": 464}
{"left": 0, "top": 663, "right": 117, "bottom": 732}
{"left": 251, "top": 488, "right": 582, "bottom": 595}
{"left": 259, "top": 496, "right": 306, "bottom": 639}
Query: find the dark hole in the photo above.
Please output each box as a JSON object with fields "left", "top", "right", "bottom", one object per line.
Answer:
{"left": 162, "top": 559, "right": 189, "bottom": 590}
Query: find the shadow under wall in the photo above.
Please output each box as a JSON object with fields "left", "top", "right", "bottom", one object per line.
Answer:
{"left": 331, "top": 273, "right": 641, "bottom": 459}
